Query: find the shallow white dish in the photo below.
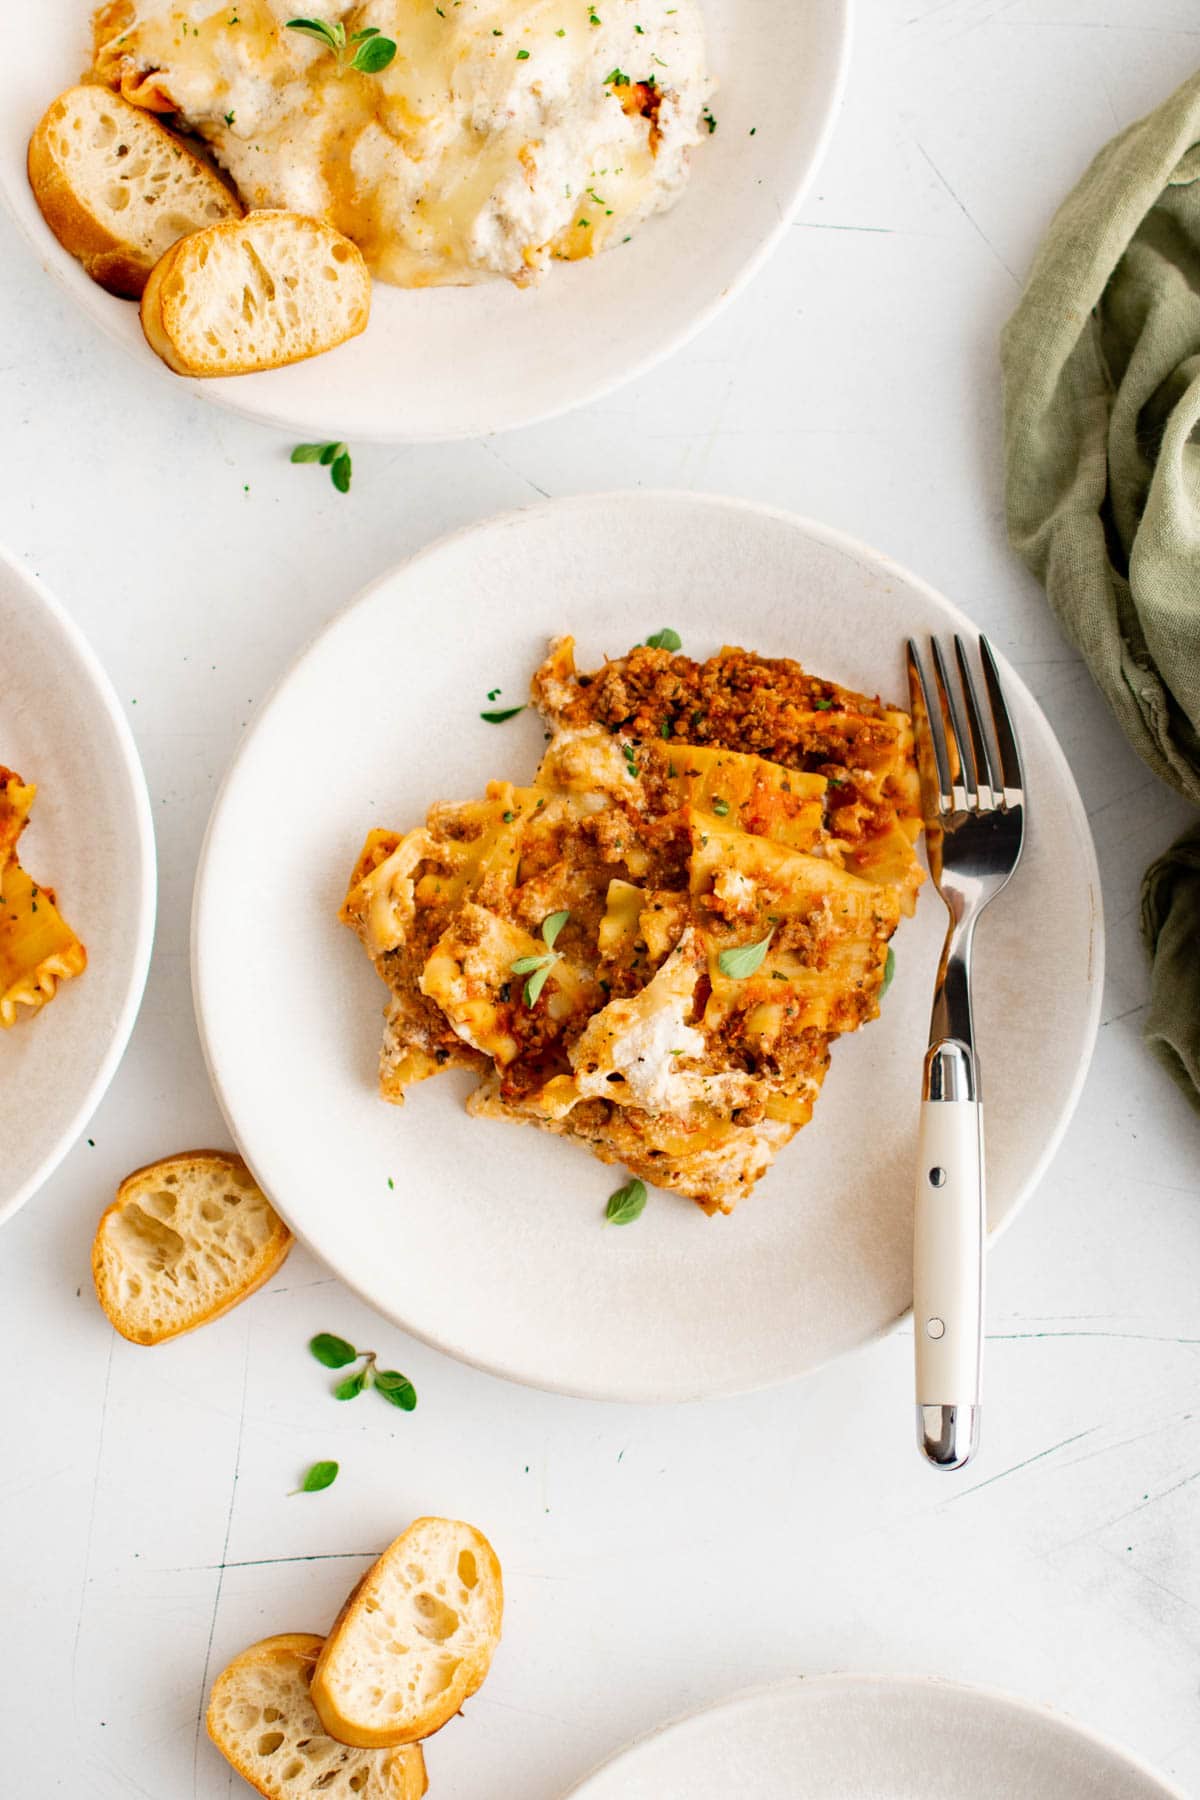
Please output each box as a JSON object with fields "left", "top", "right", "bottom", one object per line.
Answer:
{"left": 0, "top": 546, "right": 156, "bottom": 1226}
{"left": 193, "top": 492, "right": 1102, "bottom": 1402}
{"left": 0, "top": 1, "right": 850, "bottom": 442}
{"left": 564, "top": 1675, "right": 1182, "bottom": 1798}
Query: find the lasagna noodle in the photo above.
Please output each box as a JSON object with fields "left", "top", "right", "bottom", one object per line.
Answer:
{"left": 0, "top": 768, "right": 87, "bottom": 1028}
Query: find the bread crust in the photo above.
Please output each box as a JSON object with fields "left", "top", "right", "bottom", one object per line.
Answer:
{"left": 207, "top": 1634, "right": 428, "bottom": 1800}
{"left": 27, "top": 87, "right": 240, "bottom": 298}
{"left": 311, "top": 1519, "right": 504, "bottom": 1749}
{"left": 91, "top": 1149, "right": 292, "bottom": 1346}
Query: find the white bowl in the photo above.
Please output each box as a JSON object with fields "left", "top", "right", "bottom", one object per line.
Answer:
{"left": 0, "top": 1, "right": 851, "bottom": 441}
{"left": 0, "top": 547, "right": 156, "bottom": 1225}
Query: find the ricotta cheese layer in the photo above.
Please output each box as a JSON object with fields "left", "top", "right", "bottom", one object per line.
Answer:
{"left": 93, "top": 0, "right": 713, "bottom": 285}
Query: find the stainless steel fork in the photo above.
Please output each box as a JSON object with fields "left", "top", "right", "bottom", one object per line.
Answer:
{"left": 905, "top": 635, "right": 1026, "bottom": 1471}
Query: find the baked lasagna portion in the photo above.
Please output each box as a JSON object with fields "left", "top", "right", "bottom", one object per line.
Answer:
{"left": 341, "top": 640, "right": 924, "bottom": 1214}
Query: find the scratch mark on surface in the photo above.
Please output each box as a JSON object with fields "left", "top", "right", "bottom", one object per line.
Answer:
{"left": 913, "top": 140, "right": 1020, "bottom": 284}
{"left": 160, "top": 1550, "right": 384, "bottom": 1575}
{"left": 192, "top": 1320, "right": 252, "bottom": 1796}
{"left": 480, "top": 438, "right": 550, "bottom": 501}
{"left": 988, "top": 1330, "right": 1200, "bottom": 1346}
{"left": 71, "top": 1331, "right": 116, "bottom": 1729}
{"left": 793, "top": 222, "right": 899, "bottom": 236}
{"left": 946, "top": 1426, "right": 1097, "bottom": 1501}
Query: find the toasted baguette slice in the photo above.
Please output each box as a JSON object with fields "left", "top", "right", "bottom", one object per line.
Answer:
{"left": 208, "top": 1634, "right": 427, "bottom": 1800}
{"left": 92, "top": 1150, "right": 292, "bottom": 1345}
{"left": 312, "top": 1519, "right": 504, "bottom": 1748}
{"left": 140, "top": 211, "right": 370, "bottom": 376}
{"left": 27, "top": 85, "right": 241, "bottom": 299}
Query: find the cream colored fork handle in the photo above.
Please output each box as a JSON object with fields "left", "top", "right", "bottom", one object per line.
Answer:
{"left": 913, "top": 1095, "right": 983, "bottom": 1470}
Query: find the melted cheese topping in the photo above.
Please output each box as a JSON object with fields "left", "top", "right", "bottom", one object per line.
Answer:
{"left": 93, "top": 0, "right": 713, "bottom": 285}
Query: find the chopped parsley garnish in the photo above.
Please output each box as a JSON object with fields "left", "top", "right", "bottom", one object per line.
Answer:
{"left": 813, "top": 697, "right": 833, "bottom": 710}
{"left": 606, "top": 66, "right": 630, "bottom": 86}
{"left": 223, "top": 109, "right": 236, "bottom": 125}
{"left": 481, "top": 704, "right": 526, "bottom": 723}
{"left": 588, "top": 5, "right": 601, "bottom": 22}
{"left": 711, "top": 796, "right": 730, "bottom": 817}
{"left": 702, "top": 107, "right": 717, "bottom": 133}
{"left": 516, "top": 46, "right": 530, "bottom": 57}
{"left": 622, "top": 743, "right": 639, "bottom": 779}
{"left": 646, "top": 627, "right": 681, "bottom": 651}
{"left": 881, "top": 945, "right": 896, "bottom": 995}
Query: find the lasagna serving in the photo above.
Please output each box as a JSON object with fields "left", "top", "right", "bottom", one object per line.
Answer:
{"left": 0, "top": 768, "right": 87, "bottom": 1028}
{"left": 92, "top": 0, "right": 713, "bottom": 287}
{"left": 341, "top": 640, "right": 924, "bottom": 1214}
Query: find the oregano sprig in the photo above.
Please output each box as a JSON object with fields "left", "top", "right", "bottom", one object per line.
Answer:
{"left": 510, "top": 909, "right": 570, "bottom": 1006}
{"left": 291, "top": 441, "right": 352, "bottom": 493}
{"left": 308, "top": 1334, "right": 417, "bottom": 1411}
{"left": 286, "top": 17, "right": 397, "bottom": 72}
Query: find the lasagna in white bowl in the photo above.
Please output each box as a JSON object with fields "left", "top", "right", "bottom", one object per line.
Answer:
{"left": 93, "top": 0, "right": 715, "bottom": 286}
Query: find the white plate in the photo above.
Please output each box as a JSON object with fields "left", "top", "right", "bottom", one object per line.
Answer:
{"left": 0, "top": 2, "right": 850, "bottom": 442}
{"left": 192, "top": 492, "right": 1102, "bottom": 1402}
{"left": 0, "top": 547, "right": 156, "bottom": 1226}
{"left": 564, "top": 1676, "right": 1182, "bottom": 1799}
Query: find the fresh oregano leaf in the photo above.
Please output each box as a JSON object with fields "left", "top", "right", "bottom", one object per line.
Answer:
{"left": 351, "top": 24, "right": 381, "bottom": 38}
{"left": 645, "top": 628, "right": 681, "bottom": 651}
{"left": 352, "top": 34, "right": 397, "bottom": 70}
{"left": 334, "top": 1367, "right": 369, "bottom": 1401}
{"left": 295, "top": 1459, "right": 339, "bottom": 1493}
{"left": 318, "top": 440, "right": 346, "bottom": 465}
{"left": 285, "top": 17, "right": 344, "bottom": 51}
{"left": 541, "top": 909, "right": 570, "bottom": 949}
{"left": 524, "top": 961, "right": 554, "bottom": 1006}
{"left": 374, "top": 1371, "right": 418, "bottom": 1410}
{"left": 290, "top": 442, "right": 326, "bottom": 463}
{"left": 605, "top": 1177, "right": 647, "bottom": 1225}
{"left": 310, "top": 1332, "right": 357, "bottom": 1368}
{"left": 330, "top": 451, "right": 352, "bottom": 494}
{"left": 511, "top": 953, "right": 550, "bottom": 975}
{"left": 717, "top": 928, "right": 774, "bottom": 981}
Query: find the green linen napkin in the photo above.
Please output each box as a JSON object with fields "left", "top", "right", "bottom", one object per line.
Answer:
{"left": 1001, "top": 68, "right": 1200, "bottom": 1112}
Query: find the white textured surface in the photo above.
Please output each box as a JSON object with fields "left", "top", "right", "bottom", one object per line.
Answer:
{"left": 1, "top": 1, "right": 1199, "bottom": 1795}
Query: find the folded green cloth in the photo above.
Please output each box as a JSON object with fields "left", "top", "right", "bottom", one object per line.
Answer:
{"left": 1001, "top": 68, "right": 1200, "bottom": 1112}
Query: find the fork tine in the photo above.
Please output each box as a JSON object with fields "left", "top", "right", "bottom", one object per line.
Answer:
{"left": 930, "top": 637, "right": 974, "bottom": 811}
{"left": 953, "top": 636, "right": 996, "bottom": 808}
{"left": 978, "top": 635, "right": 1025, "bottom": 807}
{"left": 905, "top": 638, "right": 953, "bottom": 813}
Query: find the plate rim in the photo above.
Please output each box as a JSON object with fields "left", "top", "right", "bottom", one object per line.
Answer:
{"left": 560, "top": 1671, "right": 1186, "bottom": 1798}
{"left": 0, "top": 2, "right": 853, "bottom": 443}
{"left": 191, "top": 490, "right": 1104, "bottom": 1401}
{"left": 0, "top": 542, "right": 158, "bottom": 1225}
